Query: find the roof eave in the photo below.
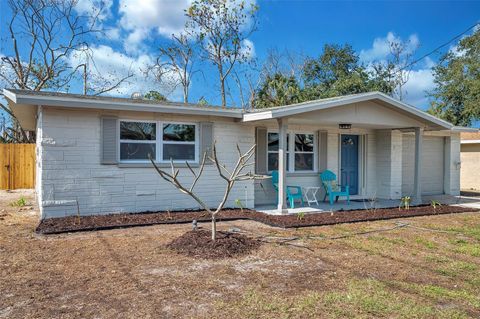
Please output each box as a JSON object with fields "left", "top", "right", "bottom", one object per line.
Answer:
{"left": 4, "top": 89, "right": 243, "bottom": 119}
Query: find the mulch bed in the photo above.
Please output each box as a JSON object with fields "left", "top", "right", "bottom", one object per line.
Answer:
{"left": 167, "top": 230, "right": 261, "bottom": 259}
{"left": 36, "top": 204, "right": 479, "bottom": 235}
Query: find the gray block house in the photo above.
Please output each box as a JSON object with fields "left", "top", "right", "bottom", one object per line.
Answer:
{"left": 4, "top": 89, "right": 475, "bottom": 218}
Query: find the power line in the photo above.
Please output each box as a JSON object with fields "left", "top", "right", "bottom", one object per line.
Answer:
{"left": 400, "top": 21, "right": 479, "bottom": 72}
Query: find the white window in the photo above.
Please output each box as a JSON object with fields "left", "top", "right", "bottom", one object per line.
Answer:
{"left": 119, "top": 120, "right": 198, "bottom": 163}
{"left": 267, "top": 132, "right": 289, "bottom": 172}
{"left": 120, "top": 121, "right": 156, "bottom": 161}
{"left": 267, "top": 131, "right": 316, "bottom": 172}
{"left": 161, "top": 123, "right": 196, "bottom": 161}
{"left": 294, "top": 133, "right": 315, "bottom": 171}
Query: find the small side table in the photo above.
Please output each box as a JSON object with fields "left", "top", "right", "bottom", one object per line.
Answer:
{"left": 303, "top": 186, "right": 321, "bottom": 206}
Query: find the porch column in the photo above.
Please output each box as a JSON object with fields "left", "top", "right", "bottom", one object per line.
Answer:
{"left": 413, "top": 127, "right": 424, "bottom": 205}
{"left": 277, "top": 118, "right": 288, "bottom": 213}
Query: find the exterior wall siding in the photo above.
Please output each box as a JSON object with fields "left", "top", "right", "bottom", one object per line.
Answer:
{"left": 38, "top": 107, "right": 255, "bottom": 218}
{"left": 460, "top": 143, "right": 480, "bottom": 191}
{"left": 402, "top": 134, "right": 447, "bottom": 196}
{"left": 37, "top": 106, "right": 462, "bottom": 215}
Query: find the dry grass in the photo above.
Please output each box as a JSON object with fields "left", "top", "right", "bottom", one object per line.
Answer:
{"left": 1, "top": 190, "right": 480, "bottom": 318}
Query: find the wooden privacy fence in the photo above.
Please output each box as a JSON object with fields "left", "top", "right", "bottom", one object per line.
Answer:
{"left": 0, "top": 144, "right": 36, "bottom": 190}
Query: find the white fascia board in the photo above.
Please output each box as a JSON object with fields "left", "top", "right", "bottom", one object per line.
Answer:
{"left": 451, "top": 126, "right": 479, "bottom": 132}
{"left": 6, "top": 90, "right": 243, "bottom": 119}
{"left": 242, "top": 110, "right": 274, "bottom": 121}
{"left": 461, "top": 140, "right": 480, "bottom": 144}
{"left": 2, "top": 89, "right": 17, "bottom": 103}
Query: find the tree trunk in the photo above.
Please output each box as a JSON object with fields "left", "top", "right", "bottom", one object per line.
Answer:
{"left": 220, "top": 78, "right": 226, "bottom": 108}
{"left": 183, "top": 86, "right": 188, "bottom": 104}
{"left": 211, "top": 214, "right": 217, "bottom": 241}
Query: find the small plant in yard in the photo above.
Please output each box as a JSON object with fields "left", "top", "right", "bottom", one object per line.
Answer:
{"left": 150, "top": 142, "right": 266, "bottom": 241}
{"left": 430, "top": 200, "right": 441, "bottom": 211}
{"left": 399, "top": 196, "right": 411, "bottom": 211}
{"left": 235, "top": 198, "right": 244, "bottom": 212}
{"left": 297, "top": 211, "right": 306, "bottom": 221}
{"left": 10, "top": 197, "right": 27, "bottom": 207}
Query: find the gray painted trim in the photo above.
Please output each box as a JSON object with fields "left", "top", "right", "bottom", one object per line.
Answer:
{"left": 101, "top": 117, "right": 119, "bottom": 164}
{"left": 200, "top": 122, "right": 214, "bottom": 165}
{"left": 255, "top": 127, "right": 267, "bottom": 174}
{"left": 118, "top": 163, "right": 200, "bottom": 168}
{"left": 286, "top": 172, "right": 319, "bottom": 177}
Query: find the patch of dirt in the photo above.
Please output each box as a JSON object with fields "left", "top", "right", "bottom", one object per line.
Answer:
{"left": 36, "top": 204, "right": 478, "bottom": 234}
{"left": 167, "top": 230, "right": 261, "bottom": 259}
{"left": 2, "top": 190, "right": 480, "bottom": 318}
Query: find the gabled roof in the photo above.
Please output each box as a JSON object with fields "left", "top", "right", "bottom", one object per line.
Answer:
{"left": 242, "top": 91, "right": 454, "bottom": 130}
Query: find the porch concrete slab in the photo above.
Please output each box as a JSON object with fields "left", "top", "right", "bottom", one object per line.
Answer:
{"left": 256, "top": 199, "right": 398, "bottom": 215}
{"left": 256, "top": 195, "right": 480, "bottom": 215}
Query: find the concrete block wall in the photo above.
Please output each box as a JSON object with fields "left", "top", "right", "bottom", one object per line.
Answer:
{"left": 445, "top": 132, "right": 461, "bottom": 195}
{"left": 38, "top": 107, "right": 255, "bottom": 218}
{"left": 375, "top": 130, "right": 403, "bottom": 200}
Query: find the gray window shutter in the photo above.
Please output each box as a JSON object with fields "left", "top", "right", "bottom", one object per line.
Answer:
{"left": 101, "top": 117, "right": 118, "bottom": 164}
{"left": 318, "top": 130, "right": 327, "bottom": 172}
{"left": 256, "top": 127, "right": 267, "bottom": 174}
{"left": 200, "top": 122, "right": 214, "bottom": 163}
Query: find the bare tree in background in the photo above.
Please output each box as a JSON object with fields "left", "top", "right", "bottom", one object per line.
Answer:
{"left": 0, "top": 0, "right": 133, "bottom": 142}
{"left": 387, "top": 39, "right": 419, "bottom": 101}
{"left": 185, "top": 0, "right": 258, "bottom": 107}
{"left": 150, "top": 142, "right": 265, "bottom": 241}
{"left": 150, "top": 33, "right": 198, "bottom": 103}
{"left": 233, "top": 48, "right": 306, "bottom": 110}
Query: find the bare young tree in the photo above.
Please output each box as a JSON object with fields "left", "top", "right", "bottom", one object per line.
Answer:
{"left": 185, "top": 0, "right": 258, "bottom": 107}
{"left": 150, "top": 33, "right": 198, "bottom": 103}
{"left": 149, "top": 142, "right": 265, "bottom": 241}
{"left": 387, "top": 39, "right": 419, "bottom": 101}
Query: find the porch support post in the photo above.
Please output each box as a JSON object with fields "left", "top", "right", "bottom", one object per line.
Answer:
{"left": 277, "top": 118, "right": 288, "bottom": 213}
{"left": 413, "top": 127, "right": 424, "bottom": 205}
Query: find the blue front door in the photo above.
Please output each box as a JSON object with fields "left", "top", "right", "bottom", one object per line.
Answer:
{"left": 341, "top": 135, "right": 359, "bottom": 195}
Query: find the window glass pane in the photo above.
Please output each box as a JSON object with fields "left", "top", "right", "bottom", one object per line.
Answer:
{"left": 267, "top": 153, "right": 278, "bottom": 171}
{"left": 163, "top": 124, "right": 195, "bottom": 142}
{"left": 163, "top": 144, "right": 195, "bottom": 161}
{"left": 268, "top": 132, "right": 289, "bottom": 151}
{"left": 120, "top": 143, "right": 155, "bottom": 160}
{"left": 268, "top": 153, "right": 290, "bottom": 171}
{"left": 295, "top": 134, "right": 314, "bottom": 152}
{"left": 295, "top": 153, "right": 314, "bottom": 171}
{"left": 120, "top": 122, "right": 156, "bottom": 140}
{"left": 268, "top": 133, "right": 278, "bottom": 152}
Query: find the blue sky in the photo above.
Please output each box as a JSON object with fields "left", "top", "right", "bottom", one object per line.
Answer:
{"left": 1, "top": 0, "right": 479, "bottom": 111}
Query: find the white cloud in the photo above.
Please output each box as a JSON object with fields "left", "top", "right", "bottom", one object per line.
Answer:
{"left": 360, "top": 32, "right": 437, "bottom": 109}
{"left": 117, "top": 0, "right": 256, "bottom": 54}
{"left": 360, "top": 32, "right": 420, "bottom": 63}
{"left": 402, "top": 68, "right": 435, "bottom": 108}
{"left": 68, "top": 45, "right": 178, "bottom": 97}
{"left": 118, "top": 0, "right": 192, "bottom": 52}
{"left": 74, "top": 0, "right": 114, "bottom": 23}
{"left": 240, "top": 39, "right": 256, "bottom": 60}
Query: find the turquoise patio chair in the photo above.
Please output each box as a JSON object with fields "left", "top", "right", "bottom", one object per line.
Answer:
{"left": 320, "top": 170, "right": 350, "bottom": 205}
{"left": 271, "top": 170, "right": 304, "bottom": 208}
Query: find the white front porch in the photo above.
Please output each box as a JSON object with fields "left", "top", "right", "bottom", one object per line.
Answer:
{"left": 255, "top": 194, "right": 480, "bottom": 215}
{"left": 248, "top": 96, "right": 461, "bottom": 214}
